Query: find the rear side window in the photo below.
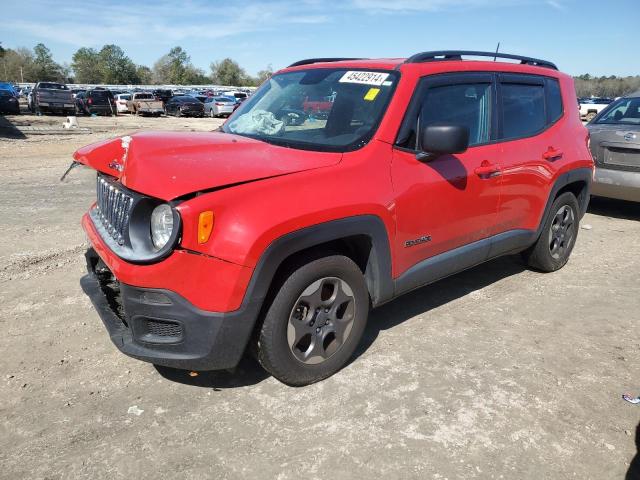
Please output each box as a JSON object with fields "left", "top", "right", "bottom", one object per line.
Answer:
{"left": 419, "top": 83, "right": 492, "bottom": 147}
{"left": 546, "top": 78, "right": 563, "bottom": 123}
{"left": 501, "top": 83, "right": 545, "bottom": 139}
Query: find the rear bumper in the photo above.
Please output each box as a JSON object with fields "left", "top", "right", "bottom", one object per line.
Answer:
{"left": 81, "top": 248, "right": 259, "bottom": 370}
{"left": 592, "top": 166, "right": 640, "bottom": 202}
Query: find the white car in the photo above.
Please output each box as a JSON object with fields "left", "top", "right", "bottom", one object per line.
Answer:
{"left": 579, "top": 97, "right": 613, "bottom": 122}
{"left": 204, "top": 96, "right": 236, "bottom": 117}
{"left": 114, "top": 93, "right": 132, "bottom": 113}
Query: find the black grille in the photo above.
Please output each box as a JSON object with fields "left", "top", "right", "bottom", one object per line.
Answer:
{"left": 146, "top": 320, "right": 182, "bottom": 338}
{"left": 96, "top": 175, "right": 134, "bottom": 245}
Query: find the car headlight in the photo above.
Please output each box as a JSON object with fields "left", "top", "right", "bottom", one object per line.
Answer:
{"left": 150, "top": 204, "right": 174, "bottom": 250}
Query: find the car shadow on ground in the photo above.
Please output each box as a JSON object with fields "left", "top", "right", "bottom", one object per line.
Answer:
{"left": 352, "top": 255, "right": 526, "bottom": 363}
{"left": 626, "top": 422, "right": 640, "bottom": 480}
{"left": 154, "top": 356, "right": 270, "bottom": 390}
{"left": 588, "top": 197, "right": 640, "bottom": 221}
{"left": 155, "top": 256, "right": 526, "bottom": 389}
{"left": 0, "top": 115, "right": 27, "bottom": 139}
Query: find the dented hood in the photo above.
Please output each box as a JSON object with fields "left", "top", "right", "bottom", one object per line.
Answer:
{"left": 73, "top": 131, "right": 342, "bottom": 200}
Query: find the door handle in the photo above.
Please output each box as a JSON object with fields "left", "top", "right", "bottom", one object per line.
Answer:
{"left": 543, "top": 147, "right": 564, "bottom": 161}
{"left": 474, "top": 161, "right": 501, "bottom": 178}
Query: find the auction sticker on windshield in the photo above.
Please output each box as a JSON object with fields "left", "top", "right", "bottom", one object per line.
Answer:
{"left": 339, "top": 71, "right": 390, "bottom": 86}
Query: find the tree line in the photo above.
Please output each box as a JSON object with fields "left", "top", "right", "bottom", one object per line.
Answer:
{"left": 0, "top": 42, "right": 272, "bottom": 86}
{"left": 574, "top": 74, "right": 640, "bottom": 98}
{"left": 1, "top": 42, "right": 639, "bottom": 94}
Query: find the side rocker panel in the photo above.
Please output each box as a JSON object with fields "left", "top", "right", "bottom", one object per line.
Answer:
{"left": 392, "top": 168, "right": 592, "bottom": 298}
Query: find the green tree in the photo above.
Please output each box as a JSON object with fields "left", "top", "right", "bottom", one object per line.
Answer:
{"left": 1, "top": 47, "right": 37, "bottom": 82}
{"left": 210, "top": 58, "right": 248, "bottom": 86}
{"left": 136, "top": 65, "right": 153, "bottom": 84}
{"left": 32, "top": 43, "right": 63, "bottom": 81}
{"left": 152, "top": 46, "right": 208, "bottom": 84}
{"left": 255, "top": 64, "right": 273, "bottom": 85}
{"left": 71, "top": 47, "right": 101, "bottom": 83}
{"left": 183, "top": 65, "right": 210, "bottom": 84}
{"left": 98, "top": 44, "right": 139, "bottom": 84}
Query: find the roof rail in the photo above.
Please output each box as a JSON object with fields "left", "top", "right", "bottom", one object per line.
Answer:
{"left": 404, "top": 50, "right": 557, "bottom": 70}
{"left": 288, "top": 58, "right": 366, "bottom": 68}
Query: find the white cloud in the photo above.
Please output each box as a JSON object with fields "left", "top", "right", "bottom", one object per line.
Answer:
{"left": 545, "top": 0, "right": 565, "bottom": 9}
{"left": 5, "top": 0, "right": 331, "bottom": 48}
{"left": 349, "top": 0, "right": 530, "bottom": 12}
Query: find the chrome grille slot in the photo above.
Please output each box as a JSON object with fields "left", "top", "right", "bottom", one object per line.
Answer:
{"left": 96, "top": 176, "right": 134, "bottom": 246}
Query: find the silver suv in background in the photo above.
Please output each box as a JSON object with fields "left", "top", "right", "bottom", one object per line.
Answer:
{"left": 587, "top": 92, "right": 640, "bottom": 202}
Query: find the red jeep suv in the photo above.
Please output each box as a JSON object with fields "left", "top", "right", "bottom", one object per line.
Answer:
{"left": 78, "top": 51, "right": 593, "bottom": 386}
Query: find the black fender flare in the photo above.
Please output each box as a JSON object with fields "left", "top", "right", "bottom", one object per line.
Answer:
{"left": 242, "top": 215, "right": 394, "bottom": 313}
{"left": 536, "top": 167, "right": 592, "bottom": 238}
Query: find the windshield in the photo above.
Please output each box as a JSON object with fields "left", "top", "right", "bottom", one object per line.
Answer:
{"left": 224, "top": 68, "right": 398, "bottom": 151}
{"left": 595, "top": 97, "right": 640, "bottom": 125}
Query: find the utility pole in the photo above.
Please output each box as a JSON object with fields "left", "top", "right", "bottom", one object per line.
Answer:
{"left": 20, "top": 66, "right": 24, "bottom": 83}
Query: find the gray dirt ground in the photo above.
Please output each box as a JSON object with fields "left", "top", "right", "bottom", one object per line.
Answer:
{"left": 0, "top": 112, "right": 639, "bottom": 480}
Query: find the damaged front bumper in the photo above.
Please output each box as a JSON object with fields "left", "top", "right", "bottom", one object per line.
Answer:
{"left": 80, "top": 248, "right": 259, "bottom": 371}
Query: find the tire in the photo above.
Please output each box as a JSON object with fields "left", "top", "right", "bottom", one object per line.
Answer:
{"left": 522, "top": 192, "right": 580, "bottom": 272}
{"left": 257, "top": 255, "right": 369, "bottom": 386}
{"left": 209, "top": 109, "right": 214, "bottom": 118}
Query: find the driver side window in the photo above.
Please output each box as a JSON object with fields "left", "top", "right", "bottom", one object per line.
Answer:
{"left": 418, "top": 83, "right": 492, "bottom": 148}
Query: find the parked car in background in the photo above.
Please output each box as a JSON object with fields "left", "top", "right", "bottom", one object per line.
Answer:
{"left": 222, "top": 90, "right": 248, "bottom": 103}
{"left": 76, "top": 51, "right": 592, "bottom": 386}
{"left": 153, "top": 89, "right": 173, "bottom": 105}
{"left": 114, "top": 93, "right": 132, "bottom": 113}
{"left": 29, "top": 82, "right": 75, "bottom": 115}
{"left": 127, "top": 92, "right": 164, "bottom": 116}
{"left": 164, "top": 95, "right": 204, "bottom": 117}
{"left": 76, "top": 89, "right": 116, "bottom": 116}
{"left": 0, "top": 90, "right": 20, "bottom": 114}
{"left": 193, "top": 94, "right": 208, "bottom": 103}
{"left": 20, "top": 86, "right": 32, "bottom": 98}
{"left": 203, "top": 96, "right": 236, "bottom": 117}
{"left": 579, "top": 97, "right": 613, "bottom": 122}
{"left": 303, "top": 94, "right": 334, "bottom": 119}
{"left": 587, "top": 92, "right": 640, "bottom": 202}
{"left": 71, "top": 88, "right": 86, "bottom": 99}
{"left": 0, "top": 82, "right": 18, "bottom": 97}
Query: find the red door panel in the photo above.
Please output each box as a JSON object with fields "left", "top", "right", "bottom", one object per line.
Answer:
{"left": 391, "top": 144, "right": 501, "bottom": 276}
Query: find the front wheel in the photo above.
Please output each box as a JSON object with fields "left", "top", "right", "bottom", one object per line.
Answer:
{"left": 257, "top": 255, "right": 369, "bottom": 386}
{"left": 522, "top": 192, "right": 580, "bottom": 272}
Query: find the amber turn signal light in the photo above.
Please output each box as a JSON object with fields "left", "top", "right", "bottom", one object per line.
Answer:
{"left": 198, "top": 211, "right": 214, "bottom": 244}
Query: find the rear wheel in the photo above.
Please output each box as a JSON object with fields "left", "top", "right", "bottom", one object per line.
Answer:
{"left": 522, "top": 192, "right": 580, "bottom": 272}
{"left": 257, "top": 255, "right": 369, "bottom": 386}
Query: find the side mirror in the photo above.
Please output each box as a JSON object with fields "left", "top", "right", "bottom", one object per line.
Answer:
{"left": 417, "top": 124, "right": 470, "bottom": 161}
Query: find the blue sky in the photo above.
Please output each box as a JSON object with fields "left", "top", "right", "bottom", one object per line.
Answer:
{"left": 3, "top": 0, "right": 638, "bottom": 77}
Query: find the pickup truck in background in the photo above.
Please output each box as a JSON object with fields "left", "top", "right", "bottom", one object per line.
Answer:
{"left": 29, "top": 82, "right": 75, "bottom": 115}
{"left": 579, "top": 97, "right": 613, "bottom": 122}
{"left": 127, "top": 92, "right": 164, "bottom": 116}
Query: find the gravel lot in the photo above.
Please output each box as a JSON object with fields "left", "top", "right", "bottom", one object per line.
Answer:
{"left": 1, "top": 112, "right": 639, "bottom": 480}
